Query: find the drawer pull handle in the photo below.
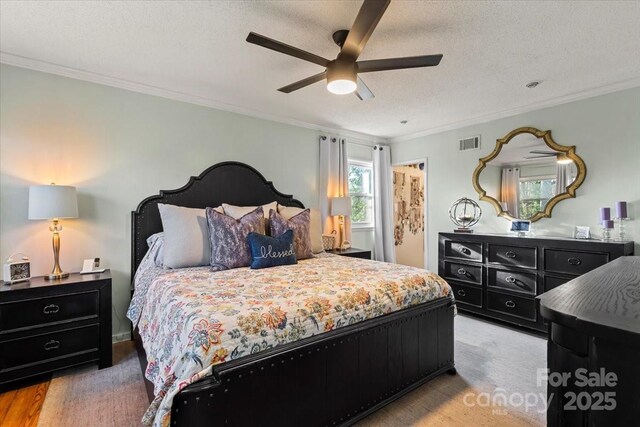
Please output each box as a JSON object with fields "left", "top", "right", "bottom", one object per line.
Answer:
{"left": 505, "top": 276, "right": 516, "bottom": 283}
{"left": 458, "top": 247, "right": 471, "bottom": 255}
{"left": 43, "top": 304, "right": 60, "bottom": 314}
{"left": 567, "top": 257, "right": 582, "bottom": 266}
{"left": 505, "top": 300, "right": 516, "bottom": 309}
{"left": 457, "top": 290, "right": 466, "bottom": 297}
{"left": 457, "top": 268, "right": 467, "bottom": 276}
{"left": 44, "top": 339, "right": 60, "bottom": 351}
{"left": 505, "top": 251, "right": 516, "bottom": 258}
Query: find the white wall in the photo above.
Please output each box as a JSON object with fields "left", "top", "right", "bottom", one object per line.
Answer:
{"left": 0, "top": 64, "right": 374, "bottom": 339}
{"left": 392, "top": 87, "right": 640, "bottom": 272}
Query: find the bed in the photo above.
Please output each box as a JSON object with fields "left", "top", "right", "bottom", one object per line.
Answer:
{"left": 130, "top": 161, "right": 456, "bottom": 427}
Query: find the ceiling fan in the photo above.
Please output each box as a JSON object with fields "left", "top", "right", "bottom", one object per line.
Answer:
{"left": 525, "top": 150, "right": 572, "bottom": 164}
{"left": 246, "top": 0, "right": 442, "bottom": 100}
{"left": 525, "top": 150, "right": 558, "bottom": 159}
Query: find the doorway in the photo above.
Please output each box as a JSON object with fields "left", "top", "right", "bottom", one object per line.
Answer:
{"left": 392, "top": 160, "right": 427, "bottom": 268}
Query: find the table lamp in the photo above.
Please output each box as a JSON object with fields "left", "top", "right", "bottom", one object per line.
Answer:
{"left": 330, "top": 196, "right": 352, "bottom": 251}
{"left": 28, "top": 184, "right": 78, "bottom": 280}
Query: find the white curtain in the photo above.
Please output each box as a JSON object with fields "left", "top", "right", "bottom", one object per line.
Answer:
{"left": 372, "top": 145, "right": 396, "bottom": 263}
{"left": 555, "top": 163, "right": 571, "bottom": 194}
{"left": 319, "top": 136, "right": 350, "bottom": 247}
{"left": 501, "top": 167, "right": 520, "bottom": 217}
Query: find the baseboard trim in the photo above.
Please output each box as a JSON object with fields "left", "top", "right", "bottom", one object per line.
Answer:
{"left": 112, "top": 332, "right": 131, "bottom": 343}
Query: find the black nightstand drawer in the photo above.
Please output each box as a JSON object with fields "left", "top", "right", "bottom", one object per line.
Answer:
{"left": 544, "top": 249, "right": 608, "bottom": 276}
{"left": 0, "top": 291, "right": 99, "bottom": 332}
{"left": 332, "top": 248, "right": 371, "bottom": 259}
{"left": 444, "top": 240, "right": 482, "bottom": 262}
{"left": 0, "top": 324, "right": 99, "bottom": 370}
{"left": 449, "top": 282, "right": 482, "bottom": 308}
{"left": 488, "top": 268, "right": 537, "bottom": 295}
{"left": 488, "top": 244, "right": 537, "bottom": 269}
{"left": 443, "top": 261, "right": 482, "bottom": 285}
{"left": 487, "top": 291, "right": 537, "bottom": 321}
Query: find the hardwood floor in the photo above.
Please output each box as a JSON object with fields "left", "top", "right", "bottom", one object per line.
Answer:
{"left": 0, "top": 378, "right": 49, "bottom": 427}
{"left": 1, "top": 315, "right": 546, "bottom": 426}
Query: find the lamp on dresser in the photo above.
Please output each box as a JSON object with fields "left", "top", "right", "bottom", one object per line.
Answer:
{"left": 28, "top": 184, "right": 78, "bottom": 280}
{"left": 330, "top": 196, "right": 352, "bottom": 251}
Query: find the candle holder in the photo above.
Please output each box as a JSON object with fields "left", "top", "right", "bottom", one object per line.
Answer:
{"left": 615, "top": 217, "right": 629, "bottom": 241}
{"left": 601, "top": 226, "right": 613, "bottom": 242}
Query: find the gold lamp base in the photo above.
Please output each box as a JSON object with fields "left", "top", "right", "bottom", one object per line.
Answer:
{"left": 46, "top": 272, "right": 69, "bottom": 281}
{"left": 44, "top": 219, "right": 68, "bottom": 281}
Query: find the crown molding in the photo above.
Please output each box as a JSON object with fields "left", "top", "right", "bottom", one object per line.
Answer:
{"left": 389, "top": 77, "right": 640, "bottom": 143}
{"left": 3, "top": 52, "right": 638, "bottom": 146}
{"left": 0, "top": 52, "right": 385, "bottom": 144}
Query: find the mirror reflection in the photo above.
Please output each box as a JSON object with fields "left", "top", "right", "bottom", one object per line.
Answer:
{"left": 478, "top": 133, "right": 577, "bottom": 220}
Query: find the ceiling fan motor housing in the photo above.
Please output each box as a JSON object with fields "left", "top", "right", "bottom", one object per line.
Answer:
{"left": 327, "top": 59, "right": 358, "bottom": 86}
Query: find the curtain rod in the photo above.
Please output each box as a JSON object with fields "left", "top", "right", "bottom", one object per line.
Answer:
{"left": 320, "top": 135, "right": 384, "bottom": 148}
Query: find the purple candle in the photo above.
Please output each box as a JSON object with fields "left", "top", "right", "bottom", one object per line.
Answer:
{"left": 616, "top": 201, "right": 628, "bottom": 219}
{"left": 602, "top": 219, "right": 614, "bottom": 229}
{"left": 600, "top": 207, "right": 611, "bottom": 221}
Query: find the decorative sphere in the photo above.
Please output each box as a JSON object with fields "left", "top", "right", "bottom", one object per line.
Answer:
{"left": 449, "top": 198, "right": 482, "bottom": 229}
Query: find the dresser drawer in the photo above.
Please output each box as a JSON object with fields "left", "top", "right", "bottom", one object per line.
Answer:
{"left": 488, "top": 244, "right": 537, "bottom": 269}
{"left": 544, "top": 249, "right": 608, "bottom": 276}
{"left": 0, "top": 324, "right": 99, "bottom": 370}
{"left": 449, "top": 283, "right": 482, "bottom": 308}
{"left": 488, "top": 268, "right": 537, "bottom": 295}
{"left": 543, "top": 275, "right": 570, "bottom": 293}
{"left": 487, "top": 291, "right": 537, "bottom": 321}
{"left": 0, "top": 291, "right": 99, "bottom": 332}
{"left": 444, "top": 240, "right": 482, "bottom": 262}
{"left": 443, "top": 261, "right": 482, "bottom": 285}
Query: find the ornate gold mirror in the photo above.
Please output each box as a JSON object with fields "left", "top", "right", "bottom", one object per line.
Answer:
{"left": 472, "top": 127, "right": 586, "bottom": 222}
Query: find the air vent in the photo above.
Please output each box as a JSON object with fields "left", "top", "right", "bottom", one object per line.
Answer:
{"left": 459, "top": 135, "right": 480, "bottom": 151}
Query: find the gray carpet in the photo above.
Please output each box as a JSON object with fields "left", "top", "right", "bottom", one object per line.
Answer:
{"left": 37, "top": 314, "right": 547, "bottom": 426}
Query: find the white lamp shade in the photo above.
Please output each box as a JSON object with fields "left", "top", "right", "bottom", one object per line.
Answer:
{"left": 331, "top": 196, "right": 352, "bottom": 216}
{"left": 28, "top": 185, "right": 79, "bottom": 220}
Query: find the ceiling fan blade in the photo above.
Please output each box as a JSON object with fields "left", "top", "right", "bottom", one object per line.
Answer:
{"left": 247, "top": 32, "right": 330, "bottom": 67}
{"left": 278, "top": 71, "right": 327, "bottom": 93}
{"left": 525, "top": 155, "right": 555, "bottom": 159}
{"left": 355, "top": 76, "right": 375, "bottom": 101}
{"left": 338, "top": 0, "right": 391, "bottom": 61}
{"left": 529, "top": 150, "right": 557, "bottom": 155}
{"left": 357, "top": 54, "right": 443, "bottom": 73}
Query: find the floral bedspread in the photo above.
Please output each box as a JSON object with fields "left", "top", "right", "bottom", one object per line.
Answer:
{"left": 128, "top": 253, "right": 453, "bottom": 427}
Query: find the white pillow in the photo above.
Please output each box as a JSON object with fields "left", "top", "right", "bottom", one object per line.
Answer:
{"left": 157, "top": 204, "right": 222, "bottom": 269}
{"left": 278, "top": 205, "right": 324, "bottom": 254}
{"left": 223, "top": 201, "right": 277, "bottom": 234}
{"left": 222, "top": 201, "right": 277, "bottom": 219}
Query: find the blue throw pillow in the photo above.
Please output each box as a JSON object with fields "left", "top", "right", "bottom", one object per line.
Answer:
{"left": 247, "top": 230, "right": 297, "bottom": 269}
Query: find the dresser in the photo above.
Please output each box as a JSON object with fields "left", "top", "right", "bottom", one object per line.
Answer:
{"left": 0, "top": 271, "right": 112, "bottom": 389}
{"left": 538, "top": 257, "right": 640, "bottom": 426}
{"left": 438, "top": 233, "right": 634, "bottom": 332}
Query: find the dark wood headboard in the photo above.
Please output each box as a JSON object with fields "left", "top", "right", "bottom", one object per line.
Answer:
{"left": 131, "top": 161, "right": 304, "bottom": 280}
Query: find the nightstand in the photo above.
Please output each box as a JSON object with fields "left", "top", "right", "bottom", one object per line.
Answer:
{"left": 331, "top": 248, "right": 372, "bottom": 260}
{"left": 0, "top": 271, "right": 112, "bottom": 389}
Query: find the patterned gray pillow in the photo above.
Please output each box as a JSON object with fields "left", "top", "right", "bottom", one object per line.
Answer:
{"left": 206, "top": 207, "right": 265, "bottom": 270}
{"left": 269, "top": 209, "right": 313, "bottom": 260}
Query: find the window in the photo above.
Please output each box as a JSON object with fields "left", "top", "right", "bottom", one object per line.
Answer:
{"left": 518, "top": 176, "right": 556, "bottom": 219}
{"left": 348, "top": 160, "right": 374, "bottom": 228}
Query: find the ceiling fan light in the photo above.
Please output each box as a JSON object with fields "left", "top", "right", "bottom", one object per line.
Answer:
{"left": 326, "top": 60, "right": 357, "bottom": 95}
{"left": 327, "top": 78, "right": 357, "bottom": 95}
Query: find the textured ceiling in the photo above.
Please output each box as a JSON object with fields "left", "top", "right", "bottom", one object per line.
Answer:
{"left": 1, "top": 1, "right": 639, "bottom": 140}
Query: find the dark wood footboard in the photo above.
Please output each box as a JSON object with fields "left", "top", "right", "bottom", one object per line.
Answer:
{"left": 168, "top": 296, "right": 455, "bottom": 426}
